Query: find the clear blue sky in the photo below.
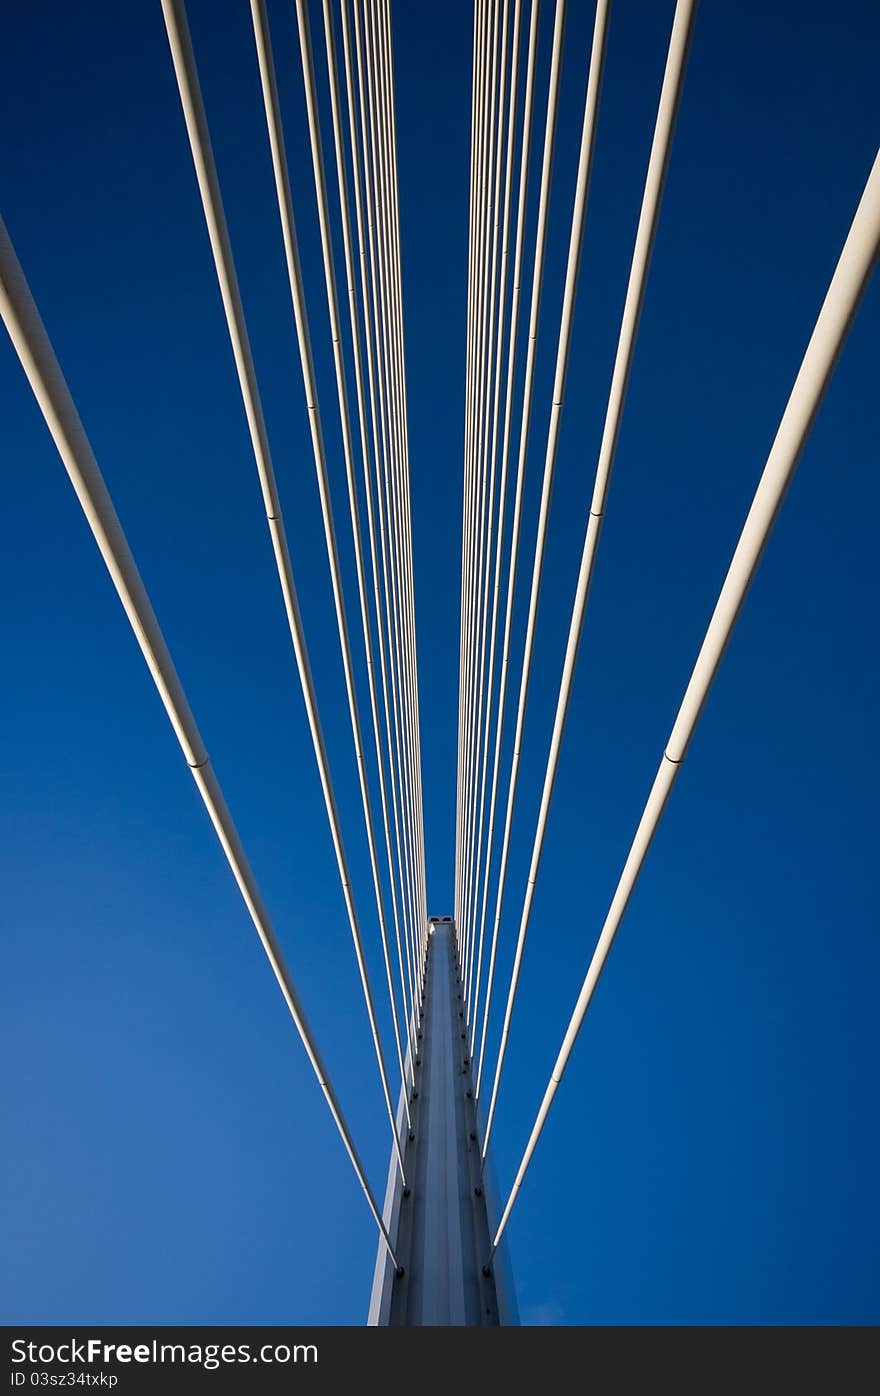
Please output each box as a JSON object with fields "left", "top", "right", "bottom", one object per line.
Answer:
{"left": 2, "top": 0, "right": 878, "bottom": 1325}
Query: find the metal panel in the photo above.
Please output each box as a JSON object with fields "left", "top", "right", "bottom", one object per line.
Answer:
{"left": 368, "top": 919, "right": 516, "bottom": 1324}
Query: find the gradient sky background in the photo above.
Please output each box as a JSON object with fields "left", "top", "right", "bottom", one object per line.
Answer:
{"left": 2, "top": 0, "right": 878, "bottom": 1326}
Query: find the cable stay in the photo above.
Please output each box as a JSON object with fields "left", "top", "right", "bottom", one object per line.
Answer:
{"left": 482, "top": 0, "right": 686, "bottom": 1159}
{"left": 0, "top": 210, "right": 402, "bottom": 1272}
{"left": 357, "top": 0, "right": 426, "bottom": 1000}
{"left": 339, "top": 0, "right": 421, "bottom": 1035}
{"left": 474, "top": 0, "right": 542, "bottom": 1093}
{"left": 250, "top": 0, "right": 412, "bottom": 1124}
{"left": 5, "top": 0, "right": 875, "bottom": 1318}
{"left": 469, "top": 0, "right": 566, "bottom": 1093}
{"left": 161, "top": 0, "right": 407, "bottom": 1180}
{"left": 346, "top": 0, "right": 424, "bottom": 1027}
{"left": 319, "top": 0, "right": 418, "bottom": 1072}
{"left": 489, "top": 144, "right": 880, "bottom": 1255}
{"left": 466, "top": 0, "right": 525, "bottom": 1060}
{"left": 464, "top": 0, "right": 515, "bottom": 1044}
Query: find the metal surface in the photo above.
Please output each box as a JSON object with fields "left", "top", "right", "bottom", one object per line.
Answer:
{"left": 369, "top": 921, "right": 516, "bottom": 1325}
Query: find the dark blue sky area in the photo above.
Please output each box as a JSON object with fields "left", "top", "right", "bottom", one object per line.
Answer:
{"left": 2, "top": 1, "right": 878, "bottom": 1324}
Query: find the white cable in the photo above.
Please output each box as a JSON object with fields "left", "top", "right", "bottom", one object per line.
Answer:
{"left": 457, "top": 0, "right": 490, "bottom": 962}
{"left": 477, "top": 0, "right": 566, "bottom": 1064}
{"left": 461, "top": 0, "right": 494, "bottom": 975}
{"left": 161, "top": 0, "right": 406, "bottom": 1180}
{"left": 339, "top": 0, "right": 419, "bottom": 1035}
{"left": 363, "top": 0, "right": 421, "bottom": 992}
{"left": 319, "top": 0, "right": 416, "bottom": 1075}
{"left": 490, "top": 143, "right": 880, "bottom": 1258}
{"left": 465, "top": 0, "right": 512, "bottom": 1034}
{"left": 0, "top": 211, "right": 401, "bottom": 1270}
{"left": 356, "top": 0, "right": 422, "bottom": 1002}
{"left": 251, "top": 0, "right": 411, "bottom": 1122}
{"left": 468, "top": 0, "right": 522, "bottom": 1057}
{"left": 462, "top": 0, "right": 502, "bottom": 994}
{"left": 376, "top": 0, "right": 428, "bottom": 962}
{"left": 475, "top": 0, "right": 542, "bottom": 1094}
{"left": 456, "top": 0, "right": 486, "bottom": 935}
{"left": 372, "top": 0, "right": 425, "bottom": 958}
{"left": 480, "top": 0, "right": 615, "bottom": 1154}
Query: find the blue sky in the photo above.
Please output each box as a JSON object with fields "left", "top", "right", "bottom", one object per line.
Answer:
{"left": 2, "top": 0, "right": 878, "bottom": 1325}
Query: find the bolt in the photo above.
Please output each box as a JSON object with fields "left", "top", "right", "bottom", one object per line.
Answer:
{"left": 469, "top": 1131, "right": 477, "bottom": 1142}
{"left": 408, "top": 1130, "right": 415, "bottom": 1142}
{"left": 403, "top": 1186, "right": 411, "bottom": 1198}
{"left": 466, "top": 1089, "right": 472, "bottom": 1099}
{"left": 411, "top": 1090, "right": 419, "bottom": 1101}
{"left": 482, "top": 1264, "right": 492, "bottom": 1279}
{"left": 474, "top": 1186, "right": 483, "bottom": 1198}
{"left": 396, "top": 1266, "right": 406, "bottom": 1279}
{"left": 460, "top": 1032, "right": 466, "bottom": 1040}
